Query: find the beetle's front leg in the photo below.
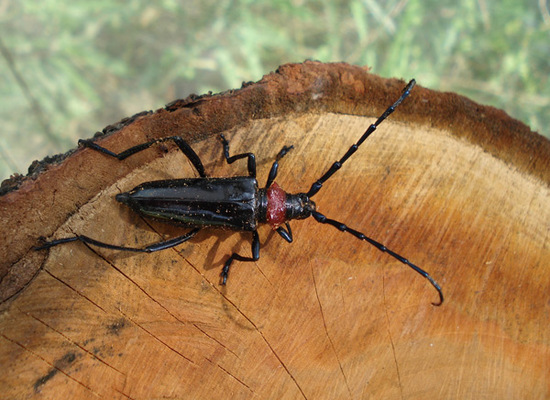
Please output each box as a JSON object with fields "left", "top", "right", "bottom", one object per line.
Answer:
{"left": 220, "top": 230, "right": 260, "bottom": 284}
{"left": 264, "top": 145, "right": 294, "bottom": 189}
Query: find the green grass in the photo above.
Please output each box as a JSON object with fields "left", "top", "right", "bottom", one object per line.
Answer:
{"left": 1, "top": 0, "right": 548, "bottom": 181}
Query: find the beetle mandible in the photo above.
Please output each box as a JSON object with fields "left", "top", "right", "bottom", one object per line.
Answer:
{"left": 36, "top": 79, "right": 443, "bottom": 306}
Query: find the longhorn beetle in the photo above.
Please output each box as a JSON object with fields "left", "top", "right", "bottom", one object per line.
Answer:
{"left": 36, "top": 79, "right": 443, "bottom": 306}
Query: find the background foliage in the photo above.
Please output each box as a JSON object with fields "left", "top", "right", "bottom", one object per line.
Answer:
{"left": 1, "top": 0, "right": 549, "bottom": 181}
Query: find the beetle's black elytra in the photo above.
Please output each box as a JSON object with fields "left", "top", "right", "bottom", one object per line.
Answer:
{"left": 36, "top": 79, "right": 443, "bottom": 306}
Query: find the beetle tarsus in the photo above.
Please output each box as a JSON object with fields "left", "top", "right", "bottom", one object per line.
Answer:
{"left": 35, "top": 236, "right": 79, "bottom": 250}
{"left": 220, "top": 264, "right": 230, "bottom": 285}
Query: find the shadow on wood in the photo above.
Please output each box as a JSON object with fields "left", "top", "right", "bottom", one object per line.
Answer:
{"left": 0, "top": 61, "right": 548, "bottom": 399}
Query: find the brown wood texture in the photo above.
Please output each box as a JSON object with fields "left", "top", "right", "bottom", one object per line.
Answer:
{"left": 1, "top": 62, "right": 548, "bottom": 399}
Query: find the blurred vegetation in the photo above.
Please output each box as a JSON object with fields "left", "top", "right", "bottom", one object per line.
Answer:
{"left": 1, "top": 0, "right": 548, "bottom": 181}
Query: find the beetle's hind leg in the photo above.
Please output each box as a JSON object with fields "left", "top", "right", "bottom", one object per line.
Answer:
{"left": 79, "top": 136, "right": 206, "bottom": 177}
{"left": 220, "top": 230, "right": 260, "bottom": 284}
{"left": 36, "top": 228, "right": 201, "bottom": 253}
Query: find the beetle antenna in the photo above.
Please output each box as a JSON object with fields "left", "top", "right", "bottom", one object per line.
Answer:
{"left": 306, "top": 79, "right": 416, "bottom": 198}
{"left": 312, "top": 211, "right": 443, "bottom": 306}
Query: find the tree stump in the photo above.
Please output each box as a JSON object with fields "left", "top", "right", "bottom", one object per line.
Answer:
{"left": 1, "top": 61, "right": 548, "bottom": 399}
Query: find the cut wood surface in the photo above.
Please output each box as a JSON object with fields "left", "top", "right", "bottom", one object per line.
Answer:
{"left": 1, "top": 61, "right": 548, "bottom": 399}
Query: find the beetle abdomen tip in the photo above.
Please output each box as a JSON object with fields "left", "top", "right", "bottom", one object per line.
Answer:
{"left": 115, "top": 192, "right": 130, "bottom": 204}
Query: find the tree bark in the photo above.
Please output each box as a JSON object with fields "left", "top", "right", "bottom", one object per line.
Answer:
{"left": 1, "top": 61, "right": 548, "bottom": 399}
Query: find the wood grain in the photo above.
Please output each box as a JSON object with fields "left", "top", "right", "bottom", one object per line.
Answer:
{"left": 0, "top": 61, "right": 548, "bottom": 399}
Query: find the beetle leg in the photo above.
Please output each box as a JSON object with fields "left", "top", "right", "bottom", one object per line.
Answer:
{"left": 275, "top": 222, "right": 293, "bottom": 243}
{"left": 220, "top": 230, "right": 260, "bottom": 284}
{"left": 36, "top": 228, "right": 201, "bottom": 253}
{"left": 265, "top": 145, "right": 294, "bottom": 189}
{"left": 219, "top": 134, "right": 257, "bottom": 178}
{"left": 79, "top": 136, "right": 206, "bottom": 177}
{"left": 311, "top": 210, "right": 444, "bottom": 306}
